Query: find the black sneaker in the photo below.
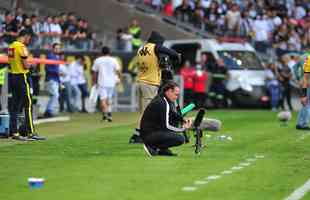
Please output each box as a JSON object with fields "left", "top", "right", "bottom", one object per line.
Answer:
{"left": 107, "top": 117, "right": 112, "bottom": 122}
{"left": 80, "top": 109, "right": 88, "bottom": 113}
{"left": 143, "top": 144, "right": 158, "bottom": 157}
{"left": 129, "top": 134, "right": 143, "bottom": 144}
{"left": 158, "top": 149, "right": 177, "bottom": 156}
{"left": 12, "top": 134, "right": 35, "bottom": 141}
{"left": 29, "top": 134, "right": 46, "bottom": 140}
{"left": 296, "top": 125, "right": 310, "bottom": 130}
{"left": 43, "top": 112, "right": 54, "bottom": 118}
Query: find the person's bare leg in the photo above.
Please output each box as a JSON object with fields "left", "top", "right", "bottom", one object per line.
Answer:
{"left": 101, "top": 99, "right": 108, "bottom": 121}
{"left": 106, "top": 97, "right": 113, "bottom": 122}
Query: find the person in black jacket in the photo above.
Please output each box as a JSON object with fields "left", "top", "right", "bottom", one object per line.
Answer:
{"left": 140, "top": 81, "right": 192, "bottom": 156}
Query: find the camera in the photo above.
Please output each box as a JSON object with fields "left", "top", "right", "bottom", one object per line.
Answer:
{"left": 159, "top": 54, "right": 174, "bottom": 83}
{"left": 158, "top": 54, "right": 172, "bottom": 70}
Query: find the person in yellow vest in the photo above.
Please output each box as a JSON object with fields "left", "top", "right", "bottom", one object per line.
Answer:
{"left": 128, "top": 19, "right": 143, "bottom": 50}
{"left": 0, "top": 66, "right": 6, "bottom": 110}
{"left": 129, "top": 31, "right": 181, "bottom": 143}
{"left": 8, "top": 30, "right": 46, "bottom": 141}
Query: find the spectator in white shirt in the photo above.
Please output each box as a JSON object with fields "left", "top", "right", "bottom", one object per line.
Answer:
{"left": 69, "top": 56, "right": 88, "bottom": 112}
{"left": 42, "top": 16, "right": 54, "bottom": 48}
{"left": 293, "top": 4, "right": 306, "bottom": 20}
{"left": 31, "top": 14, "right": 43, "bottom": 48}
{"left": 253, "top": 15, "right": 270, "bottom": 53}
{"left": 59, "top": 54, "right": 73, "bottom": 113}
{"left": 50, "top": 16, "right": 63, "bottom": 44}
{"left": 92, "top": 46, "right": 121, "bottom": 122}
{"left": 225, "top": 3, "right": 241, "bottom": 36}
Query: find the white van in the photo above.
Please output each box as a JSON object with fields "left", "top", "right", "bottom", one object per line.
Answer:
{"left": 164, "top": 38, "right": 269, "bottom": 107}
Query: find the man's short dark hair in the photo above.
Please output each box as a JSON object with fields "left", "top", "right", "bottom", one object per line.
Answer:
{"left": 18, "top": 29, "right": 32, "bottom": 37}
{"left": 5, "top": 10, "right": 11, "bottom": 17}
{"left": 76, "top": 55, "right": 85, "bottom": 61}
{"left": 101, "top": 46, "right": 110, "bottom": 55}
{"left": 162, "top": 81, "right": 178, "bottom": 93}
{"left": 52, "top": 43, "right": 60, "bottom": 49}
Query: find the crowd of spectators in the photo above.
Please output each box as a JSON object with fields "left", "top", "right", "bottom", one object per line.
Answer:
{"left": 0, "top": 7, "right": 99, "bottom": 50}
{"left": 115, "top": 19, "right": 143, "bottom": 52}
{"left": 137, "top": 0, "right": 310, "bottom": 55}
{"left": 264, "top": 54, "right": 296, "bottom": 111}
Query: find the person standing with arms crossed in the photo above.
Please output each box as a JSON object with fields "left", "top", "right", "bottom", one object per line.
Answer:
{"left": 8, "top": 30, "right": 46, "bottom": 141}
{"left": 129, "top": 31, "right": 181, "bottom": 143}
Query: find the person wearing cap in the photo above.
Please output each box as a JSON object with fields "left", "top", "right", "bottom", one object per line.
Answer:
{"left": 129, "top": 31, "right": 181, "bottom": 143}
{"left": 8, "top": 30, "right": 46, "bottom": 141}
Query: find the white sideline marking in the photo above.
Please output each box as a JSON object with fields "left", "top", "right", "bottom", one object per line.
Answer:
{"left": 206, "top": 175, "right": 221, "bottom": 180}
{"left": 255, "top": 155, "right": 265, "bottom": 159}
{"left": 231, "top": 166, "right": 243, "bottom": 170}
{"left": 34, "top": 116, "right": 70, "bottom": 125}
{"left": 182, "top": 187, "right": 197, "bottom": 192}
{"left": 239, "top": 162, "right": 251, "bottom": 166}
{"left": 181, "top": 155, "right": 265, "bottom": 192}
{"left": 284, "top": 179, "right": 310, "bottom": 200}
{"left": 194, "top": 181, "right": 208, "bottom": 185}
{"left": 221, "top": 170, "right": 233, "bottom": 175}
{"left": 246, "top": 158, "right": 256, "bottom": 162}
{"left": 297, "top": 133, "right": 310, "bottom": 141}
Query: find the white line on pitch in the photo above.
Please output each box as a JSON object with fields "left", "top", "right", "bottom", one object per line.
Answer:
{"left": 181, "top": 155, "right": 264, "bottom": 192}
{"left": 182, "top": 186, "right": 197, "bottom": 192}
{"left": 255, "top": 155, "right": 265, "bottom": 159}
{"left": 297, "top": 133, "right": 310, "bottom": 141}
{"left": 231, "top": 166, "right": 243, "bottom": 170}
{"left": 194, "top": 180, "right": 209, "bottom": 185}
{"left": 239, "top": 162, "right": 251, "bottom": 166}
{"left": 205, "top": 175, "right": 221, "bottom": 180}
{"left": 284, "top": 178, "right": 310, "bottom": 200}
{"left": 221, "top": 170, "right": 233, "bottom": 175}
{"left": 34, "top": 116, "right": 70, "bottom": 125}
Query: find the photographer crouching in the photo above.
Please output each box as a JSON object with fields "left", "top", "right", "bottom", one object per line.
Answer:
{"left": 129, "top": 31, "right": 181, "bottom": 143}
{"left": 140, "top": 81, "right": 192, "bottom": 156}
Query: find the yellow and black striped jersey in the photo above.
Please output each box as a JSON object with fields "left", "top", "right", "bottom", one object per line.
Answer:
{"left": 303, "top": 55, "right": 310, "bottom": 73}
{"left": 8, "top": 41, "right": 29, "bottom": 74}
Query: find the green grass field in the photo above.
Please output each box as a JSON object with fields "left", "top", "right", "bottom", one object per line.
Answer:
{"left": 1, "top": 110, "right": 310, "bottom": 200}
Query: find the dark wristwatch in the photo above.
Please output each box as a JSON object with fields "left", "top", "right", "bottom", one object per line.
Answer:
{"left": 300, "top": 88, "right": 307, "bottom": 98}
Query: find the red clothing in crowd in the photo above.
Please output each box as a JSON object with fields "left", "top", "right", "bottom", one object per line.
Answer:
{"left": 180, "top": 67, "right": 196, "bottom": 89}
{"left": 193, "top": 70, "right": 208, "bottom": 93}
{"left": 163, "top": 2, "right": 174, "bottom": 16}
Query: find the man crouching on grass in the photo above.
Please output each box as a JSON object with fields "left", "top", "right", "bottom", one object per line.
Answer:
{"left": 140, "top": 81, "right": 192, "bottom": 156}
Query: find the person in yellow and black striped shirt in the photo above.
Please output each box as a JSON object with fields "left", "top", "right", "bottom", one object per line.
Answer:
{"left": 8, "top": 30, "right": 46, "bottom": 141}
{"left": 300, "top": 54, "right": 310, "bottom": 107}
{"left": 296, "top": 54, "right": 310, "bottom": 130}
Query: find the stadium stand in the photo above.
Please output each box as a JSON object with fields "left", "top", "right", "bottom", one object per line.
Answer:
{"left": 127, "top": 0, "right": 310, "bottom": 57}
{"left": 0, "top": 0, "right": 101, "bottom": 50}
{"left": 29, "top": 0, "right": 195, "bottom": 45}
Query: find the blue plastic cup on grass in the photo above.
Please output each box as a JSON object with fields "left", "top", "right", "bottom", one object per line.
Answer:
{"left": 28, "top": 178, "right": 45, "bottom": 189}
